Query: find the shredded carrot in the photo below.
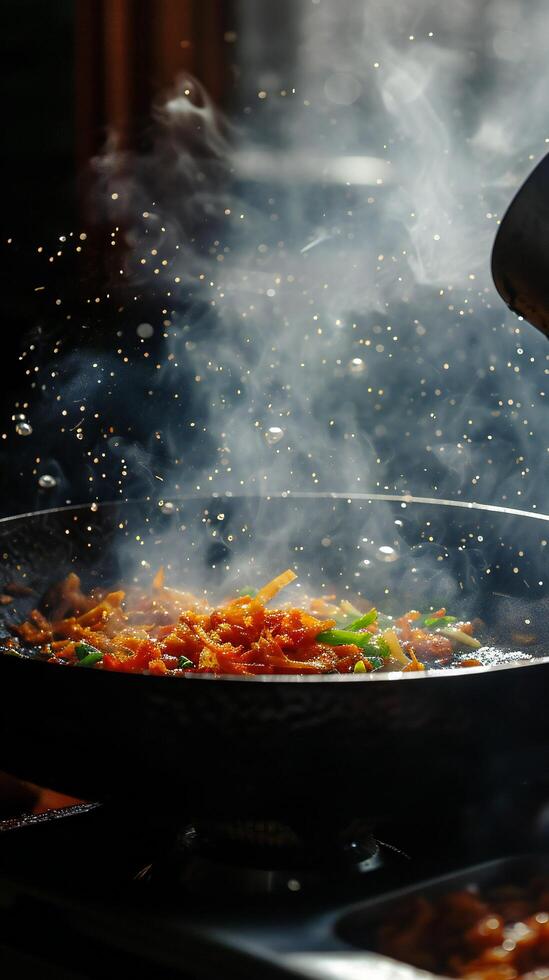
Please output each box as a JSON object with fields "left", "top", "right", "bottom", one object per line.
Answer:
{"left": 255, "top": 568, "right": 297, "bottom": 604}
{"left": 403, "top": 649, "right": 426, "bottom": 672}
{"left": 76, "top": 592, "right": 125, "bottom": 627}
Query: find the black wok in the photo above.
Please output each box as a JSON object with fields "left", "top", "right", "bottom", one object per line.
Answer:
{"left": 491, "top": 151, "right": 549, "bottom": 337}
{"left": 1, "top": 493, "right": 548, "bottom": 821}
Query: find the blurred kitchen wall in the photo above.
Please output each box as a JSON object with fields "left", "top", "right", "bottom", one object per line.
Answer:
{"left": 3, "top": 1, "right": 338, "bottom": 250}
{"left": 75, "top": 0, "right": 235, "bottom": 167}
{"left": 1, "top": 0, "right": 238, "bottom": 400}
{"left": 0, "top": 0, "right": 238, "bottom": 516}
{"left": 2, "top": 0, "right": 237, "bottom": 242}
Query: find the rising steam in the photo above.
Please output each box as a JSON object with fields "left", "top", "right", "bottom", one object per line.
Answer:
{"left": 6, "top": 0, "right": 549, "bottom": 594}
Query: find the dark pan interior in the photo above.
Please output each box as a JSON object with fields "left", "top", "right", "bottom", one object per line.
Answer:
{"left": 1, "top": 494, "right": 549, "bottom": 816}
{"left": 1, "top": 493, "right": 549, "bottom": 642}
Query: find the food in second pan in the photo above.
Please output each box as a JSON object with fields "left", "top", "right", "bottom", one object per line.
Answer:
{"left": 4, "top": 567, "right": 489, "bottom": 675}
{"left": 376, "top": 878, "right": 549, "bottom": 979}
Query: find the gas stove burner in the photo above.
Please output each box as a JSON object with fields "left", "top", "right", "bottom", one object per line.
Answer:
{"left": 148, "top": 817, "right": 383, "bottom": 897}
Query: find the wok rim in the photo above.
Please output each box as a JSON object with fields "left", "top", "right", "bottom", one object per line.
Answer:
{"left": 2, "top": 489, "right": 549, "bottom": 525}
{"left": 2, "top": 491, "right": 548, "bottom": 683}
{"left": 5, "top": 649, "right": 549, "bottom": 683}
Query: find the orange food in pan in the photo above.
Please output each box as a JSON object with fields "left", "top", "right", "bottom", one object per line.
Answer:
{"left": 377, "top": 880, "right": 549, "bottom": 979}
{"left": 6, "top": 568, "right": 480, "bottom": 676}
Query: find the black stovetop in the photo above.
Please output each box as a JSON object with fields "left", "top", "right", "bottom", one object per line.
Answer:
{"left": 2, "top": 783, "right": 549, "bottom": 980}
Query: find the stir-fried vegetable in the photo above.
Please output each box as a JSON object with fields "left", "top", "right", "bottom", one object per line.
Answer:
{"left": 316, "top": 628, "right": 389, "bottom": 659}
{"left": 345, "top": 608, "right": 379, "bottom": 630}
{"left": 382, "top": 629, "right": 409, "bottom": 666}
{"left": 75, "top": 641, "right": 102, "bottom": 662}
{"left": 439, "top": 627, "right": 482, "bottom": 649}
{"left": 75, "top": 643, "right": 103, "bottom": 668}
{"left": 255, "top": 569, "right": 297, "bottom": 604}
{"left": 7, "top": 569, "right": 485, "bottom": 676}
{"left": 422, "top": 615, "right": 457, "bottom": 628}
{"left": 376, "top": 875, "right": 549, "bottom": 980}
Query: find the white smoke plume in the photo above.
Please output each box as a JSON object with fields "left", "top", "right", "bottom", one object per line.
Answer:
{"left": 7, "top": 0, "right": 549, "bottom": 596}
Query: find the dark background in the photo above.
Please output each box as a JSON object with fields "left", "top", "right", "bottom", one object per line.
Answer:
{"left": 4, "top": 1, "right": 74, "bottom": 240}
{"left": 1, "top": 0, "right": 239, "bottom": 515}
{"left": 3, "top": 1, "right": 236, "bottom": 239}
